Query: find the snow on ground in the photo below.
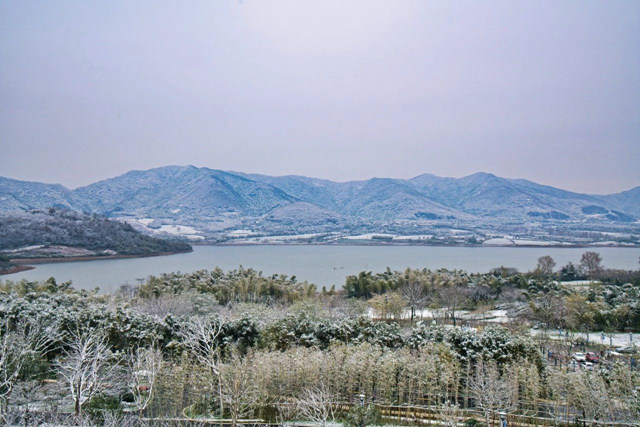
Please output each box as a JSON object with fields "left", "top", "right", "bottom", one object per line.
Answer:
{"left": 482, "top": 238, "right": 514, "bottom": 245}
{"left": 371, "top": 306, "right": 637, "bottom": 347}
{"left": 157, "top": 225, "right": 199, "bottom": 235}
{"left": 449, "top": 229, "right": 472, "bottom": 234}
{"left": 590, "top": 241, "right": 625, "bottom": 246}
{"left": 155, "top": 225, "right": 203, "bottom": 241}
{"left": 531, "top": 329, "right": 639, "bottom": 348}
{"left": 204, "top": 218, "right": 243, "bottom": 232}
{"left": 233, "top": 233, "right": 332, "bottom": 243}
{"left": 123, "top": 220, "right": 205, "bottom": 241}
{"left": 559, "top": 280, "right": 599, "bottom": 287}
{"left": 184, "top": 235, "right": 205, "bottom": 241}
{"left": 344, "top": 233, "right": 396, "bottom": 240}
{"left": 602, "top": 232, "right": 632, "bottom": 238}
{"left": 1, "top": 245, "right": 45, "bottom": 253}
{"left": 227, "top": 229, "right": 256, "bottom": 237}
{"left": 512, "top": 239, "right": 562, "bottom": 246}
{"left": 392, "top": 235, "right": 434, "bottom": 241}
{"left": 460, "top": 309, "right": 510, "bottom": 323}
{"left": 483, "top": 237, "right": 564, "bottom": 246}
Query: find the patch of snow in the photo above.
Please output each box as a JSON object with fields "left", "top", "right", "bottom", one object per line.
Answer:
{"left": 560, "top": 280, "right": 600, "bottom": 287}
{"left": 235, "top": 233, "right": 329, "bottom": 243}
{"left": 602, "top": 232, "right": 632, "bottom": 238}
{"left": 482, "top": 238, "right": 514, "bottom": 246}
{"left": 344, "top": 233, "right": 396, "bottom": 240}
{"left": 392, "top": 235, "right": 434, "bottom": 241}
{"left": 531, "top": 329, "right": 639, "bottom": 348}
{"left": 590, "top": 241, "right": 620, "bottom": 246}
{"left": 512, "top": 239, "right": 561, "bottom": 246}
{"left": 185, "top": 235, "right": 205, "bottom": 241}
{"left": 461, "top": 309, "right": 510, "bottom": 323}
{"left": 483, "top": 237, "right": 563, "bottom": 246}
{"left": 1, "top": 245, "right": 45, "bottom": 253}
{"left": 157, "top": 225, "right": 200, "bottom": 236}
{"left": 449, "top": 229, "right": 471, "bottom": 234}
{"left": 227, "top": 229, "right": 255, "bottom": 237}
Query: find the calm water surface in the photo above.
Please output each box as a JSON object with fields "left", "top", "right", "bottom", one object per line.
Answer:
{"left": 4, "top": 245, "right": 640, "bottom": 293}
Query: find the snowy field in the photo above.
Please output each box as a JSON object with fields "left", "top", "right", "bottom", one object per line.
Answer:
{"left": 531, "top": 329, "right": 639, "bottom": 348}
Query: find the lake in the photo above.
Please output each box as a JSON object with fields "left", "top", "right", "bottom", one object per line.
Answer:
{"left": 4, "top": 245, "right": 640, "bottom": 293}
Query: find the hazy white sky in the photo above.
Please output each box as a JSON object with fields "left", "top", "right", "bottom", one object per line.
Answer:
{"left": 1, "top": 0, "right": 639, "bottom": 193}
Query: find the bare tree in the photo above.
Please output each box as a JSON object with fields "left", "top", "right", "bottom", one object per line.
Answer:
{"left": 401, "top": 281, "right": 428, "bottom": 325}
{"left": 546, "top": 369, "right": 570, "bottom": 425}
{"left": 568, "top": 370, "right": 614, "bottom": 424}
{"left": 530, "top": 292, "right": 567, "bottom": 331}
{"left": 536, "top": 255, "right": 556, "bottom": 277}
{"left": 128, "top": 345, "right": 162, "bottom": 419}
{"left": 102, "top": 412, "right": 139, "bottom": 427}
{"left": 437, "top": 286, "right": 469, "bottom": 326}
{"left": 219, "top": 351, "right": 259, "bottom": 427}
{"left": 296, "top": 382, "right": 339, "bottom": 427}
{"left": 469, "top": 359, "right": 517, "bottom": 425}
{"left": 437, "top": 400, "right": 462, "bottom": 427}
{"left": 179, "top": 313, "right": 229, "bottom": 416}
{"left": 580, "top": 251, "right": 603, "bottom": 280}
{"left": 55, "top": 332, "right": 114, "bottom": 415}
{"left": 275, "top": 398, "right": 298, "bottom": 426}
{"left": 0, "top": 317, "right": 59, "bottom": 414}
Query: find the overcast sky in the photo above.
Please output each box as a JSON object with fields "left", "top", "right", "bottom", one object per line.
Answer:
{"left": 1, "top": 0, "right": 639, "bottom": 194}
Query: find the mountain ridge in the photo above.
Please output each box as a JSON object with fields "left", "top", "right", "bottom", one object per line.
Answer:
{"left": 1, "top": 166, "right": 639, "bottom": 243}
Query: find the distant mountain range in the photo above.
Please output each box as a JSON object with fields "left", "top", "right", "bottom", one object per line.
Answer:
{"left": 1, "top": 166, "right": 639, "bottom": 244}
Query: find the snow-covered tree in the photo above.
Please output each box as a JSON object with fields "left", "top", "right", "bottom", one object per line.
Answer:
{"left": 179, "top": 313, "right": 229, "bottom": 416}
{"left": 469, "top": 359, "right": 517, "bottom": 425}
{"left": 127, "top": 345, "right": 162, "bottom": 418}
{"left": 55, "top": 332, "right": 114, "bottom": 415}
{"left": 219, "top": 350, "right": 259, "bottom": 427}
{"left": 0, "top": 316, "right": 59, "bottom": 413}
{"left": 296, "top": 382, "right": 339, "bottom": 427}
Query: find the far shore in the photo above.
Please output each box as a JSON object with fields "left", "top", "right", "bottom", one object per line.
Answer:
{"left": 199, "top": 241, "right": 639, "bottom": 249}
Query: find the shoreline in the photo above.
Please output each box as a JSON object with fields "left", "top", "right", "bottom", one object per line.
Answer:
{"left": 0, "top": 265, "right": 36, "bottom": 275}
{"left": 196, "top": 241, "right": 639, "bottom": 249}
{"left": 0, "top": 249, "right": 192, "bottom": 276}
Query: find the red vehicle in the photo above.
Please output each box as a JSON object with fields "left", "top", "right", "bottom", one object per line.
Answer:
{"left": 585, "top": 352, "right": 600, "bottom": 363}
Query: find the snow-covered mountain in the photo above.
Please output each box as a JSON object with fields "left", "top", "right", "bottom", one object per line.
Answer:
{"left": 1, "top": 166, "right": 638, "bottom": 241}
{"left": 0, "top": 176, "right": 90, "bottom": 212}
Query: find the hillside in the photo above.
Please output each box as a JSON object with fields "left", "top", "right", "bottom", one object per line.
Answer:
{"left": 0, "top": 209, "right": 192, "bottom": 261}
{"left": 0, "top": 166, "right": 639, "bottom": 244}
{"left": 0, "top": 176, "right": 90, "bottom": 212}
